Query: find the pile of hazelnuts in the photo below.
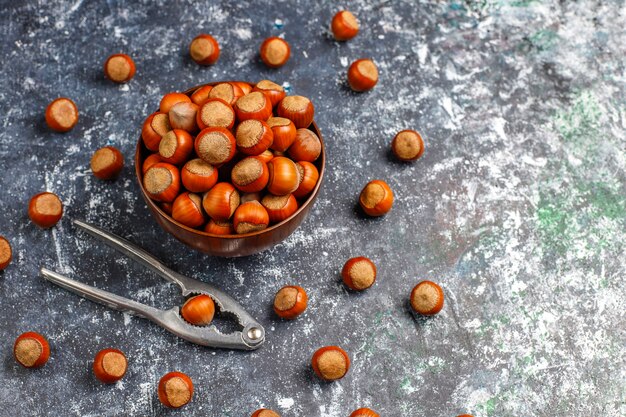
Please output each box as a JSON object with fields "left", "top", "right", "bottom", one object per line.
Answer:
{"left": 140, "top": 80, "right": 321, "bottom": 235}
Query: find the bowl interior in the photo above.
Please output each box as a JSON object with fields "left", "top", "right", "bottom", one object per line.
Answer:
{"left": 135, "top": 81, "right": 326, "bottom": 240}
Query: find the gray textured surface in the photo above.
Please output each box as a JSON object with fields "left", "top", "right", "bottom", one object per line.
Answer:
{"left": 0, "top": 0, "right": 625, "bottom": 416}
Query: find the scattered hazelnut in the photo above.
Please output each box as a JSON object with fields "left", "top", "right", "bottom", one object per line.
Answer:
{"left": 410, "top": 280, "right": 444, "bottom": 315}
{"left": 90, "top": 146, "right": 124, "bottom": 180}
{"left": 331, "top": 10, "right": 359, "bottom": 41}
{"left": 350, "top": 408, "right": 380, "bottom": 417}
{"left": 273, "top": 285, "right": 308, "bottom": 319}
{"left": 189, "top": 34, "right": 220, "bottom": 66}
{"left": 359, "top": 180, "right": 393, "bottom": 216}
{"left": 251, "top": 409, "right": 281, "bottom": 417}
{"left": 347, "top": 59, "right": 378, "bottom": 92}
{"left": 28, "top": 192, "right": 63, "bottom": 228}
{"left": 391, "top": 130, "right": 424, "bottom": 161}
{"left": 0, "top": 236, "right": 12, "bottom": 271}
{"left": 311, "top": 346, "right": 350, "bottom": 381}
{"left": 260, "top": 37, "right": 291, "bottom": 68}
{"left": 103, "top": 54, "right": 136, "bottom": 83}
{"left": 45, "top": 97, "right": 78, "bottom": 132}
{"left": 342, "top": 257, "right": 377, "bottom": 291}
{"left": 158, "top": 371, "right": 194, "bottom": 408}
{"left": 93, "top": 348, "right": 128, "bottom": 383}
{"left": 13, "top": 331, "right": 50, "bottom": 368}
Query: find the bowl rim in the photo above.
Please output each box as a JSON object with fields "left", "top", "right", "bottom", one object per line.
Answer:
{"left": 135, "top": 81, "right": 326, "bottom": 240}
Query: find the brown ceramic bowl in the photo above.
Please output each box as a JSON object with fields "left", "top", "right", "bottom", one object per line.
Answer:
{"left": 135, "top": 82, "right": 325, "bottom": 257}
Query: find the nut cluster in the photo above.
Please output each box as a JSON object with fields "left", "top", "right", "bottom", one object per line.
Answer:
{"left": 141, "top": 81, "right": 321, "bottom": 235}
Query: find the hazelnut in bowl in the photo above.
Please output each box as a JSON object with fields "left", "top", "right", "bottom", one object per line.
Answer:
{"left": 135, "top": 81, "right": 325, "bottom": 257}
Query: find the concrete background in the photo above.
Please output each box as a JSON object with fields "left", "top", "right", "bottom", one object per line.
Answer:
{"left": 0, "top": 0, "right": 624, "bottom": 416}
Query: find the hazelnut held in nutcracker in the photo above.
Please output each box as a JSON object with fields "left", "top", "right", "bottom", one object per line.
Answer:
{"left": 181, "top": 294, "right": 215, "bottom": 326}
